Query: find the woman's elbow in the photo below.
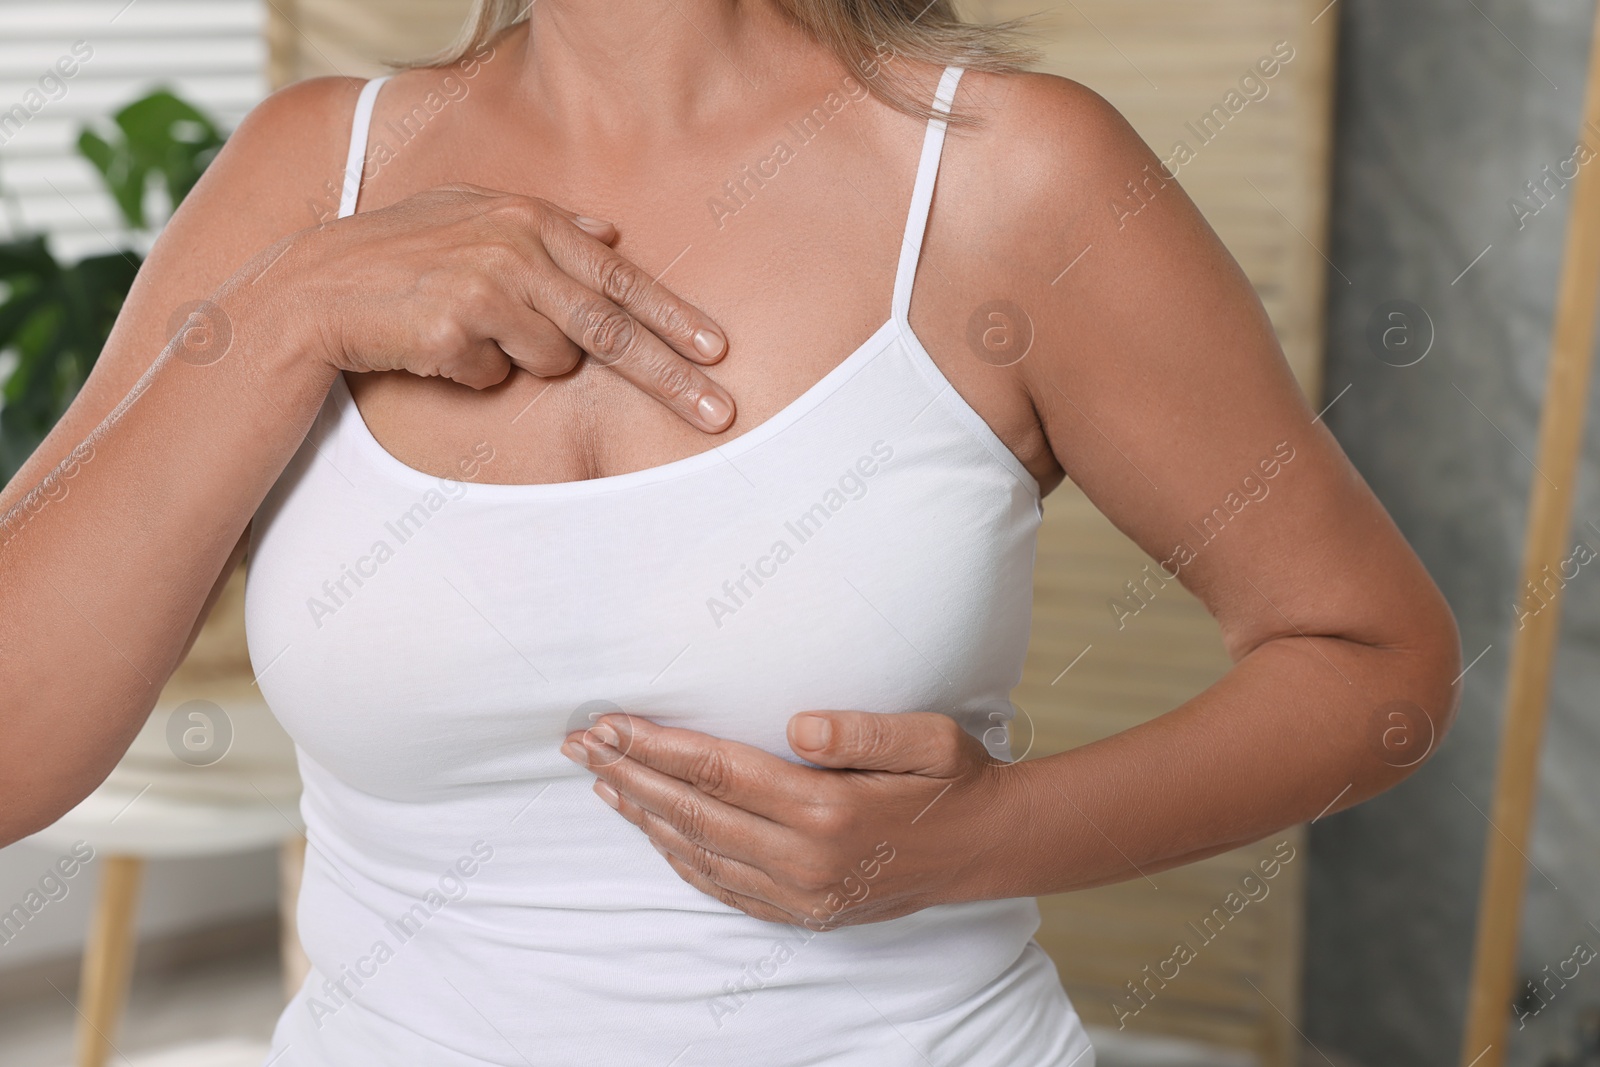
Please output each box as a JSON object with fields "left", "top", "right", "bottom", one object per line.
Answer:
{"left": 1377, "top": 589, "right": 1463, "bottom": 785}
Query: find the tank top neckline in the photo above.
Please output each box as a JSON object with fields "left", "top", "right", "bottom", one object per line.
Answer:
{"left": 331, "top": 66, "right": 1041, "bottom": 503}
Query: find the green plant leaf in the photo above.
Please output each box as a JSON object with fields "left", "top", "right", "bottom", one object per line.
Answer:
{"left": 76, "top": 88, "right": 225, "bottom": 231}
{"left": 0, "top": 235, "right": 58, "bottom": 279}
{"left": 76, "top": 128, "right": 140, "bottom": 229}
{"left": 0, "top": 239, "right": 142, "bottom": 481}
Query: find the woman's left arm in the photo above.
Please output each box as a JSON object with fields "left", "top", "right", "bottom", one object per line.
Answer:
{"left": 563, "top": 73, "right": 1462, "bottom": 928}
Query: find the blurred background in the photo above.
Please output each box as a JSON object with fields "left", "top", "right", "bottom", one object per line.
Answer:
{"left": 0, "top": 1, "right": 1596, "bottom": 1065}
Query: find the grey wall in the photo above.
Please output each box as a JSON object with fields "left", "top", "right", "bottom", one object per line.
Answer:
{"left": 1309, "top": 1, "right": 1600, "bottom": 1065}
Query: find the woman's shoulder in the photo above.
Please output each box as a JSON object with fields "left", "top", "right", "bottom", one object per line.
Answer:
{"left": 910, "top": 64, "right": 1234, "bottom": 430}
{"left": 914, "top": 66, "right": 1178, "bottom": 337}
{"left": 947, "top": 68, "right": 1161, "bottom": 235}
{"left": 231, "top": 75, "right": 364, "bottom": 165}
{"left": 200, "top": 64, "right": 472, "bottom": 227}
{"left": 182, "top": 76, "right": 366, "bottom": 233}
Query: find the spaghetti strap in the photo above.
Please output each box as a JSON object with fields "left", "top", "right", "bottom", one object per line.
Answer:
{"left": 338, "top": 75, "right": 391, "bottom": 219}
{"left": 891, "top": 65, "right": 964, "bottom": 324}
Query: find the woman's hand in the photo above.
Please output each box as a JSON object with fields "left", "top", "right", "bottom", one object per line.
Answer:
{"left": 248, "top": 182, "right": 735, "bottom": 432}
{"left": 560, "top": 711, "right": 1017, "bottom": 929}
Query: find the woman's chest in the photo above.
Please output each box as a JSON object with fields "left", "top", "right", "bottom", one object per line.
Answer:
{"left": 345, "top": 107, "right": 1054, "bottom": 491}
{"left": 245, "top": 353, "right": 1041, "bottom": 797}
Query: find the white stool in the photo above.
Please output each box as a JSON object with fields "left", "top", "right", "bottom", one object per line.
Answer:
{"left": 25, "top": 681, "right": 304, "bottom": 1067}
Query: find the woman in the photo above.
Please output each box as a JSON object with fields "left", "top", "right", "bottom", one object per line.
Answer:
{"left": 0, "top": 0, "right": 1461, "bottom": 1063}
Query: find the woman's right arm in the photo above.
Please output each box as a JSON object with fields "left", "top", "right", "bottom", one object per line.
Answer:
{"left": 0, "top": 76, "right": 733, "bottom": 846}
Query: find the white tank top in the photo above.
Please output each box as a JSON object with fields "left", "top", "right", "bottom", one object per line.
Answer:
{"left": 247, "top": 66, "right": 1094, "bottom": 1066}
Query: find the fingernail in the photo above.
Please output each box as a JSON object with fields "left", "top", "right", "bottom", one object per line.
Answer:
{"left": 692, "top": 328, "right": 726, "bottom": 359}
{"left": 793, "top": 714, "right": 831, "bottom": 751}
{"left": 591, "top": 722, "right": 620, "bottom": 748}
{"left": 594, "top": 780, "right": 620, "bottom": 808}
{"left": 696, "top": 392, "right": 732, "bottom": 430}
{"left": 560, "top": 740, "right": 583, "bottom": 762}
{"left": 574, "top": 215, "right": 612, "bottom": 235}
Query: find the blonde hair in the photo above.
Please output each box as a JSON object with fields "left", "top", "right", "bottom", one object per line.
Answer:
{"left": 415, "top": 0, "right": 1038, "bottom": 124}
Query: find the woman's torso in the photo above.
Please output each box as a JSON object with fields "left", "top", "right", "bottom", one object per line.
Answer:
{"left": 245, "top": 52, "right": 1092, "bottom": 1067}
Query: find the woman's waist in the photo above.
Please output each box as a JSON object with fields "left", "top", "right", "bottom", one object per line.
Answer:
{"left": 276, "top": 909, "right": 1074, "bottom": 1067}
{"left": 286, "top": 780, "right": 1062, "bottom": 1062}
{"left": 298, "top": 783, "right": 1038, "bottom": 941}
{"left": 294, "top": 849, "right": 1045, "bottom": 1016}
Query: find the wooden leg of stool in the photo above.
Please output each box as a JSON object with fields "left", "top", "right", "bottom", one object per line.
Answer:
{"left": 75, "top": 855, "right": 143, "bottom": 1067}
{"left": 279, "top": 836, "right": 310, "bottom": 1002}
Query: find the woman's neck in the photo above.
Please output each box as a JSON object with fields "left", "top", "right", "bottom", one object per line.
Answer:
{"left": 510, "top": 0, "right": 821, "bottom": 138}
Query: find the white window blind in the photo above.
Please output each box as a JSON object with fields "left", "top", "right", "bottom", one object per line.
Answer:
{"left": 0, "top": 0, "right": 265, "bottom": 262}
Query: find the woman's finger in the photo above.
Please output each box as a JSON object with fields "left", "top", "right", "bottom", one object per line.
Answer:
{"left": 649, "top": 836, "right": 800, "bottom": 925}
{"left": 585, "top": 715, "right": 804, "bottom": 821}
{"left": 570, "top": 740, "right": 776, "bottom": 865}
{"left": 537, "top": 211, "right": 727, "bottom": 366}
{"left": 505, "top": 311, "right": 585, "bottom": 377}
{"left": 627, "top": 803, "right": 795, "bottom": 910}
{"left": 468, "top": 295, "right": 585, "bottom": 379}
{"left": 535, "top": 273, "right": 736, "bottom": 431}
{"left": 787, "top": 710, "right": 983, "bottom": 776}
{"left": 434, "top": 268, "right": 583, "bottom": 382}
{"left": 435, "top": 182, "right": 618, "bottom": 245}
{"left": 480, "top": 226, "right": 734, "bottom": 431}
